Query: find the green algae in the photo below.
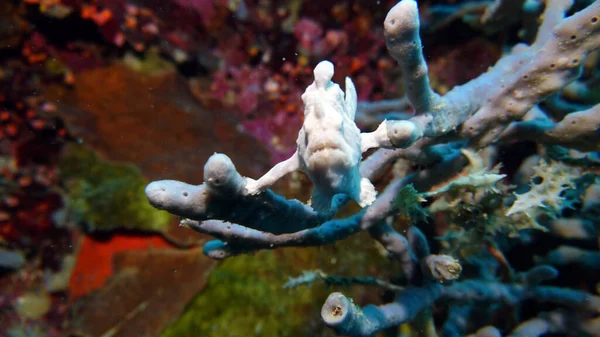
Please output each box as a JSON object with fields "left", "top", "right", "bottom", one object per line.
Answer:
{"left": 159, "top": 249, "right": 325, "bottom": 337}
{"left": 59, "top": 144, "right": 171, "bottom": 232}
{"left": 122, "top": 50, "right": 175, "bottom": 75}
{"left": 44, "top": 58, "right": 69, "bottom": 77}
{"left": 159, "top": 231, "right": 396, "bottom": 337}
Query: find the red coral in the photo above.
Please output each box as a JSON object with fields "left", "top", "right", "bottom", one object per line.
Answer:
{"left": 68, "top": 233, "right": 172, "bottom": 299}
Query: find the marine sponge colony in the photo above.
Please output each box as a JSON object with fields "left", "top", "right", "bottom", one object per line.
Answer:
{"left": 146, "top": 0, "right": 600, "bottom": 336}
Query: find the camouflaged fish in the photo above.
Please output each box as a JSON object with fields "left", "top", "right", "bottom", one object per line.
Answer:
{"left": 245, "top": 61, "right": 376, "bottom": 212}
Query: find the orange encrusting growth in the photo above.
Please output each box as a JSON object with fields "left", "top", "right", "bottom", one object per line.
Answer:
{"left": 68, "top": 233, "right": 172, "bottom": 300}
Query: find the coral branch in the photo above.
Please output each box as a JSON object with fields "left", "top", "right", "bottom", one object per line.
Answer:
{"left": 183, "top": 212, "right": 363, "bottom": 259}
{"left": 376, "top": 0, "right": 600, "bottom": 149}
{"left": 322, "top": 285, "right": 441, "bottom": 337}
{"left": 322, "top": 280, "right": 600, "bottom": 337}
{"left": 500, "top": 103, "right": 600, "bottom": 151}
{"left": 142, "top": 1, "right": 600, "bottom": 335}
{"left": 146, "top": 153, "right": 337, "bottom": 234}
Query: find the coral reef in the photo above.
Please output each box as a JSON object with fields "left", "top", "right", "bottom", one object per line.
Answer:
{"left": 147, "top": 0, "right": 600, "bottom": 336}
{"left": 1, "top": 0, "right": 600, "bottom": 336}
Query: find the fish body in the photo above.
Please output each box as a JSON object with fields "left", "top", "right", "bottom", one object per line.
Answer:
{"left": 296, "top": 61, "right": 376, "bottom": 212}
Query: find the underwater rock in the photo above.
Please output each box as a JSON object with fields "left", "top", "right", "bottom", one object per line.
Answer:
{"left": 43, "top": 62, "right": 271, "bottom": 183}
{"left": 68, "top": 233, "right": 173, "bottom": 299}
{"left": 68, "top": 248, "right": 215, "bottom": 337}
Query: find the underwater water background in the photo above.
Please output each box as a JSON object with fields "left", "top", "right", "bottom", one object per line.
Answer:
{"left": 1, "top": 0, "right": 599, "bottom": 336}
